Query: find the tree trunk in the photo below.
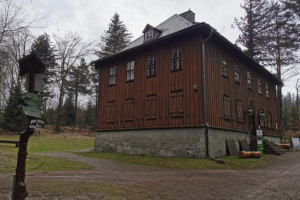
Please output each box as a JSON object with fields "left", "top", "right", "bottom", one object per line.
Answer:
{"left": 55, "top": 82, "right": 65, "bottom": 132}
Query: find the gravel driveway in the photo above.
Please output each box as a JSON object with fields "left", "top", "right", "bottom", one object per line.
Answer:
{"left": 1, "top": 152, "right": 300, "bottom": 199}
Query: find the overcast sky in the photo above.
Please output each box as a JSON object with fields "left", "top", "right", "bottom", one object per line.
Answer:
{"left": 23, "top": 0, "right": 298, "bottom": 95}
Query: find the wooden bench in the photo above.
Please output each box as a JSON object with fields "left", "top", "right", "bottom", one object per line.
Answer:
{"left": 0, "top": 140, "right": 20, "bottom": 147}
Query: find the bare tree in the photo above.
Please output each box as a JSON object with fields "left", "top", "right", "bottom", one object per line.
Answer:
{"left": 0, "top": 0, "right": 49, "bottom": 45}
{"left": 53, "top": 31, "right": 94, "bottom": 132}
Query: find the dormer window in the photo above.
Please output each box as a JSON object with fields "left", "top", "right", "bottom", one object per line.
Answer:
{"left": 145, "top": 30, "right": 153, "bottom": 41}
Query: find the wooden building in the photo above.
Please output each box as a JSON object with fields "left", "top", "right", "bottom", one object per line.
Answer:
{"left": 92, "top": 10, "right": 281, "bottom": 158}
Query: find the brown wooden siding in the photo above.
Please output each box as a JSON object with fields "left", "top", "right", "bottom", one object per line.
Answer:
{"left": 97, "top": 33, "right": 280, "bottom": 136}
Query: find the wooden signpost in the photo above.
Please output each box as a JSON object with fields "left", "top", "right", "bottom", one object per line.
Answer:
{"left": 13, "top": 53, "right": 45, "bottom": 200}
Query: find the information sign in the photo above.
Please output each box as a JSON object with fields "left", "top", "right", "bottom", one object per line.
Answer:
{"left": 256, "top": 130, "right": 263, "bottom": 137}
{"left": 24, "top": 92, "right": 39, "bottom": 99}
{"left": 23, "top": 106, "right": 42, "bottom": 118}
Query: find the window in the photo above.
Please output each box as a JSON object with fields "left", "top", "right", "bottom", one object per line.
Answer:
{"left": 266, "top": 82, "right": 269, "bottom": 98}
{"left": 106, "top": 101, "right": 115, "bottom": 123}
{"left": 221, "top": 55, "right": 227, "bottom": 76}
{"left": 145, "top": 30, "right": 153, "bottom": 41}
{"left": 234, "top": 63, "right": 239, "bottom": 82}
{"left": 236, "top": 100, "right": 243, "bottom": 123}
{"left": 258, "top": 77, "right": 262, "bottom": 94}
{"left": 170, "top": 91, "right": 183, "bottom": 118}
{"left": 172, "top": 47, "right": 182, "bottom": 70}
{"left": 109, "top": 66, "right": 116, "bottom": 85}
{"left": 223, "top": 95, "right": 231, "bottom": 120}
{"left": 267, "top": 112, "right": 272, "bottom": 128}
{"left": 247, "top": 71, "right": 252, "bottom": 89}
{"left": 127, "top": 61, "right": 134, "bottom": 81}
{"left": 147, "top": 55, "right": 156, "bottom": 76}
{"left": 145, "top": 95, "right": 157, "bottom": 119}
{"left": 259, "top": 109, "right": 265, "bottom": 127}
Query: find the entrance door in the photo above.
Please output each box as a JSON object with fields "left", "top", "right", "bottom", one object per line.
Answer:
{"left": 248, "top": 112, "right": 256, "bottom": 136}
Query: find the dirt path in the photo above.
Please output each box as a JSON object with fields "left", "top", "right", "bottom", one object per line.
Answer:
{"left": 1, "top": 152, "right": 300, "bottom": 199}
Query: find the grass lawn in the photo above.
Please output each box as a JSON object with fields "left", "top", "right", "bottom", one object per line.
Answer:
{"left": 75, "top": 151, "right": 276, "bottom": 170}
{"left": 0, "top": 133, "right": 94, "bottom": 172}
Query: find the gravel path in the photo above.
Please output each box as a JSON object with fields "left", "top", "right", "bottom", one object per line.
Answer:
{"left": 1, "top": 152, "right": 300, "bottom": 199}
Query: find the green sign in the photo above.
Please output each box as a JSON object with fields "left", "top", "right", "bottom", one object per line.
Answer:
{"left": 24, "top": 92, "right": 39, "bottom": 99}
{"left": 25, "top": 98, "right": 43, "bottom": 107}
{"left": 23, "top": 106, "right": 42, "bottom": 118}
{"left": 257, "top": 139, "right": 264, "bottom": 157}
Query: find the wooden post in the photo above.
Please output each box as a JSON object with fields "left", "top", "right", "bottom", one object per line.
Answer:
{"left": 14, "top": 65, "right": 36, "bottom": 200}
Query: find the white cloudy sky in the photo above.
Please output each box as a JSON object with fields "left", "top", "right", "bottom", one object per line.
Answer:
{"left": 22, "top": 0, "right": 298, "bottom": 95}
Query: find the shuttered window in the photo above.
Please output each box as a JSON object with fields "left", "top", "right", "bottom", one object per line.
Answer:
{"left": 223, "top": 95, "right": 231, "bottom": 120}
{"left": 145, "top": 95, "right": 157, "bottom": 119}
{"left": 106, "top": 101, "right": 115, "bottom": 123}
{"left": 236, "top": 100, "right": 243, "bottom": 123}
{"left": 170, "top": 91, "right": 183, "bottom": 118}
{"left": 124, "top": 98, "right": 134, "bottom": 121}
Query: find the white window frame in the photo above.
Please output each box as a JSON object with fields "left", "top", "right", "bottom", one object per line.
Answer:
{"left": 127, "top": 61, "right": 134, "bottom": 81}
{"left": 109, "top": 66, "right": 116, "bottom": 85}
{"left": 145, "top": 30, "right": 153, "bottom": 41}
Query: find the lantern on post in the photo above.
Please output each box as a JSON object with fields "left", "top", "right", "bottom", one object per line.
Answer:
{"left": 13, "top": 53, "right": 45, "bottom": 200}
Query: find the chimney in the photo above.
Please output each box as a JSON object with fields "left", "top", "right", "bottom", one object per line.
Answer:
{"left": 180, "top": 9, "right": 195, "bottom": 23}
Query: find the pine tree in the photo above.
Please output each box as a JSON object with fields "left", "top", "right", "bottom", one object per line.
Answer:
{"left": 62, "top": 93, "right": 75, "bottom": 127}
{"left": 30, "top": 33, "right": 56, "bottom": 124}
{"left": 234, "top": 0, "right": 272, "bottom": 61}
{"left": 282, "top": 0, "right": 300, "bottom": 18}
{"left": 1, "top": 86, "right": 27, "bottom": 132}
{"left": 67, "top": 57, "right": 92, "bottom": 124}
{"left": 262, "top": 1, "right": 300, "bottom": 131}
{"left": 96, "top": 13, "right": 132, "bottom": 58}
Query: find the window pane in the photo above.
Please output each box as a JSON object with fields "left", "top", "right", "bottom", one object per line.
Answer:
{"left": 113, "top": 66, "right": 116, "bottom": 75}
{"left": 131, "top": 70, "right": 134, "bottom": 80}
{"left": 248, "top": 79, "right": 252, "bottom": 89}
{"left": 127, "top": 63, "right": 130, "bottom": 71}
{"left": 148, "top": 66, "right": 151, "bottom": 76}
{"left": 153, "top": 55, "right": 156, "bottom": 64}
{"left": 127, "top": 71, "right": 130, "bottom": 81}
{"left": 172, "top": 49, "right": 176, "bottom": 59}
{"left": 153, "top": 65, "right": 156, "bottom": 75}
{"left": 172, "top": 60, "right": 176, "bottom": 70}
{"left": 148, "top": 56, "right": 152, "bottom": 65}
{"left": 222, "top": 55, "right": 226, "bottom": 65}
{"left": 235, "top": 72, "right": 239, "bottom": 82}
{"left": 177, "top": 47, "right": 182, "bottom": 58}
{"left": 235, "top": 63, "right": 238, "bottom": 72}
{"left": 247, "top": 71, "right": 251, "bottom": 79}
{"left": 222, "top": 65, "right": 227, "bottom": 75}
{"left": 131, "top": 61, "right": 134, "bottom": 70}
{"left": 178, "top": 58, "right": 182, "bottom": 69}
{"left": 113, "top": 76, "right": 115, "bottom": 84}
{"left": 109, "top": 77, "right": 112, "bottom": 85}
{"left": 109, "top": 67, "right": 112, "bottom": 75}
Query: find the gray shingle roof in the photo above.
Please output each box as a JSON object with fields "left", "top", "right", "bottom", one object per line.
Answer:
{"left": 120, "top": 14, "right": 195, "bottom": 52}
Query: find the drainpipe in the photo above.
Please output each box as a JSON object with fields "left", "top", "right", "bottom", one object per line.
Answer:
{"left": 202, "top": 28, "right": 214, "bottom": 158}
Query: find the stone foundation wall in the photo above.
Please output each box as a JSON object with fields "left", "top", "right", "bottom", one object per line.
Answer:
{"left": 94, "top": 127, "right": 280, "bottom": 158}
